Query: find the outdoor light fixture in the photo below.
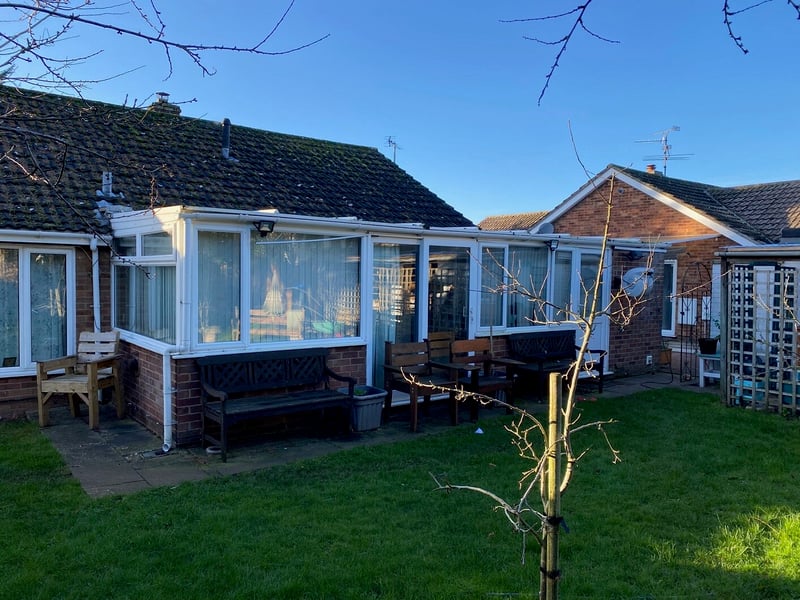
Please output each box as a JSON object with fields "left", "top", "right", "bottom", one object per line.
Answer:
{"left": 253, "top": 220, "right": 276, "bottom": 236}
{"left": 546, "top": 239, "right": 559, "bottom": 251}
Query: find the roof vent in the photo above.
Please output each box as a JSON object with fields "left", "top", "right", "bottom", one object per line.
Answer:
{"left": 221, "top": 118, "right": 238, "bottom": 162}
{"left": 101, "top": 171, "right": 113, "bottom": 196}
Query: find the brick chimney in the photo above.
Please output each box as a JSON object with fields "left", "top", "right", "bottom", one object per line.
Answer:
{"left": 149, "top": 92, "right": 181, "bottom": 115}
{"left": 646, "top": 164, "right": 657, "bottom": 174}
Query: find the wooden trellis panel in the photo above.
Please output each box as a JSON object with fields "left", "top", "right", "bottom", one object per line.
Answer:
{"left": 728, "top": 264, "right": 799, "bottom": 413}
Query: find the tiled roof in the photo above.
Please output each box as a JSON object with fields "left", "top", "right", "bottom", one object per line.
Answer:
{"left": 478, "top": 211, "right": 548, "bottom": 231}
{"left": 613, "top": 165, "right": 800, "bottom": 243}
{"left": 0, "top": 86, "right": 473, "bottom": 235}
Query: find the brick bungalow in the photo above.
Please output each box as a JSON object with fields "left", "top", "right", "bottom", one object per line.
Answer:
{"left": 1, "top": 87, "right": 652, "bottom": 446}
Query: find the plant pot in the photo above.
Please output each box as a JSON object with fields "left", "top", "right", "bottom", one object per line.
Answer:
{"left": 698, "top": 338, "right": 718, "bottom": 355}
{"left": 338, "top": 385, "right": 387, "bottom": 431}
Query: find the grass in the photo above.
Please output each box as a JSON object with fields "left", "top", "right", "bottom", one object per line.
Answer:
{"left": 2, "top": 389, "right": 800, "bottom": 599}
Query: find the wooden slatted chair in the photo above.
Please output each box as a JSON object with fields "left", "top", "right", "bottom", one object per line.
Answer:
{"left": 37, "top": 331, "right": 124, "bottom": 430}
{"left": 444, "top": 338, "right": 521, "bottom": 420}
{"left": 383, "top": 340, "right": 457, "bottom": 432}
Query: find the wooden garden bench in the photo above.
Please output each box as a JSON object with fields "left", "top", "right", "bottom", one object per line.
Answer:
{"left": 197, "top": 347, "right": 355, "bottom": 461}
{"left": 508, "top": 329, "right": 605, "bottom": 397}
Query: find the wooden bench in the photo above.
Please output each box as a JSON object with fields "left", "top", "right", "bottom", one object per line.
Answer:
{"left": 198, "top": 348, "right": 355, "bottom": 461}
{"left": 37, "top": 330, "right": 124, "bottom": 430}
{"left": 384, "top": 340, "right": 457, "bottom": 432}
{"left": 508, "top": 329, "right": 605, "bottom": 397}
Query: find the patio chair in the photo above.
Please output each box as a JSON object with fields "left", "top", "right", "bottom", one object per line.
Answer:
{"left": 36, "top": 330, "right": 124, "bottom": 430}
{"left": 383, "top": 340, "right": 457, "bottom": 432}
{"left": 445, "top": 338, "right": 521, "bottom": 420}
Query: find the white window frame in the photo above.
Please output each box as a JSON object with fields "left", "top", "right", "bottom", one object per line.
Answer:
{"left": 661, "top": 259, "right": 678, "bottom": 337}
{"left": 0, "top": 245, "right": 75, "bottom": 374}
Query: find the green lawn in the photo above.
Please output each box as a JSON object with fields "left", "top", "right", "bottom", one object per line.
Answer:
{"left": 2, "top": 389, "right": 799, "bottom": 599}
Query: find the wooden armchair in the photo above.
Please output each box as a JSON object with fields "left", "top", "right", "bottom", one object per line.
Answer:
{"left": 443, "top": 338, "right": 521, "bottom": 420}
{"left": 383, "top": 340, "right": 457, "bottom": 432}
{"left": 37, "top": 331, "right": 123, "bottom": 430}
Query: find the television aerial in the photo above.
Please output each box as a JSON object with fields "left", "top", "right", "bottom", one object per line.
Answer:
{"left": 635, "top": 126, "right": 692, "bottom": 176}
{"left": 385, "top": 136, "right": 401, "bottom": 163}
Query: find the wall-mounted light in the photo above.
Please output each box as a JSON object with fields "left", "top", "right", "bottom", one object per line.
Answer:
{"left": 546, "top": 239, "right": 559, "bottom": 251}
{"left": 253, "top": 220, "right": 275, "bottom": 237}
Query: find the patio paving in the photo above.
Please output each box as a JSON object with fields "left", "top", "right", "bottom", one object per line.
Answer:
{"left": 37, "top": 369, "right": 710, "bottom": 498}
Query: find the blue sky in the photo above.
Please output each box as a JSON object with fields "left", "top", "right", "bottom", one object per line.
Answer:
{"left": 33, "top": 1, "right": 800, "bottom": 224}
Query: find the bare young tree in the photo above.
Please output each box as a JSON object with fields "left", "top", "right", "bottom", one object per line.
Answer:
{"left": 426, "top": 170, "right": 657, "bottom": 599}
{"left": 502, "top": 0, "right": 800, "bottom": 105}
{"left": 0, "top": 0, "right": 327, "bottom": 93}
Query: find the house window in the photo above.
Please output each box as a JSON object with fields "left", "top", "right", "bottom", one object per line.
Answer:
{"left": 112, "top": 230, "right": 176, "bottom": 343}
{"left": 661, "top": 259, "right": 677, "bottom": 336}
{"left": 0, "top": 247, "right": 73, "bottom": 370}
{"left": 249, "top": 232, "right": 361, "bottom": 342}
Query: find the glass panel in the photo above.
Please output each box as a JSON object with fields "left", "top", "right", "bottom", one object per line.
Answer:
{"left": 480, "top": 247, "right": 504, "bottom": 328}
{"left": 198, "top": 231, "right": 241, "bottom": 343}
{"left": 114, "top": 265, "right": 176, "bottom": 343}
{"left": 30, "top": 253, "right": 67, "bottom": 361}
{"left": 250, "top": 233, "right": 361, "bottom": 343}
{"left": 428, "top": 246, "right": 469, "bottom": 340}
{"left": 372, "top": 243, "right": 418, "bottom": 388}
{"left": 113, "top": 236, "right": 136, "bottom": 257}
{"left": 579, "top": 253, "right": 600, "bottom": 319}
{"left": 662, "top": 260, "right": 676, "bottom": 333}
{"left": 142, "top": 231, "right": 173, "bottom": 256}
{"left": 552, "top": 250, "right": 572, "bottom": 321}
{"left": 507, "top": 245, "right": 548, "bottom": 326}
{"left": 0, "top": 249, "right": 20, "bottom": 367}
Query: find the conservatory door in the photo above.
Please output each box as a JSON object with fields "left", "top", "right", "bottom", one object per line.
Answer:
{"left": 371, "top": 243, "right": 419, "bottom": 388}
{"left": 427, "top": 245, "right": 471, "bottom": 342}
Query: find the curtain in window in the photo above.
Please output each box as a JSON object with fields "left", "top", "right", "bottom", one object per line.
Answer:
{"left": 578, "top": 253, "right": 600, "bottom": 319}
{"left": 480, "top": 247, "right": 505, "bottom": 328}
{"left": 0, "top": 249, "right": 20, "bottom": 366}
{"left": 552, "top": 250, "right": 573, "bottom": 321}
{"left": 114, "top": 265, "right": 176, "bottom": 343}
{"left": 250, "top": 233, "right": 361, "bottom": 343}
{"left": 198, "top": 231, "right": 240, "bottom": 342}
{"left": 507, "top": 246, "right": 548, "bottom": 326}
{"left": 30, "top": 253, "right": 67, "bottom": 361}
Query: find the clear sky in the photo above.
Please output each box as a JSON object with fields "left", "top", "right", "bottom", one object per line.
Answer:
{"left": 28, "top": 1, "right": 800, "bottom": 225}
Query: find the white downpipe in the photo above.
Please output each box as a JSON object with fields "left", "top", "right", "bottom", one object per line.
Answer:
{"left": 162, "top": 217, "right": 192, "bottom": 452}
{"left": 90, "top": 237, "right": 101, "bottom": 332}
{"left": 162, "top": 349, "right": 176, "bottom": 452}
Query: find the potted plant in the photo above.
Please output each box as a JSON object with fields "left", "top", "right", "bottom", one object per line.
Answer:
{"left": 698, "top": 316, "right": 721, "bottom": 354}
{"left": 337, "top": 384, "right": 387, "bottom": 431}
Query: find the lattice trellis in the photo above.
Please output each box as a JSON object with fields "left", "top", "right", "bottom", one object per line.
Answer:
{"left": 728, "top": 264, "right": 799, "bottom": 413}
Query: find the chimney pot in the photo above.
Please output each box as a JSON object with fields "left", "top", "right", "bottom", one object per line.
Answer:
{"left": 646, "top": 164, "right": 656, "bottom": 174}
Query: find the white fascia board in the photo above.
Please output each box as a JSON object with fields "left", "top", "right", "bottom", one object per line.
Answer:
{"left": 0, "top": 229, "right": 98, "bottom": 246}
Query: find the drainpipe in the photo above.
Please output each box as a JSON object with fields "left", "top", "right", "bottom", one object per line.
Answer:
{"left": 162, "top": 350, "right": 176, "bottom": 452}
{"left": 90, "top": 237, "right": 101, "bottom": 332}
{"left": 161, "top": 217, "right": 192, "bottom": 452}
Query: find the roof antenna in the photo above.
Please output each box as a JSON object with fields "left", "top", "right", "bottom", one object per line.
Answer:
{"left": 385, "top": 136, "right": 400, "bottom": 163}
{"left": 636, "top": 126, "right": 692, "bottom": 176}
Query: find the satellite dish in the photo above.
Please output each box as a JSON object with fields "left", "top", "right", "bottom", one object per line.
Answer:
{"left": 622, "top": 267, "right": 654, "bottom": 297}
{"left": 538, "top": 222, "right": 554, "bottom": 234}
